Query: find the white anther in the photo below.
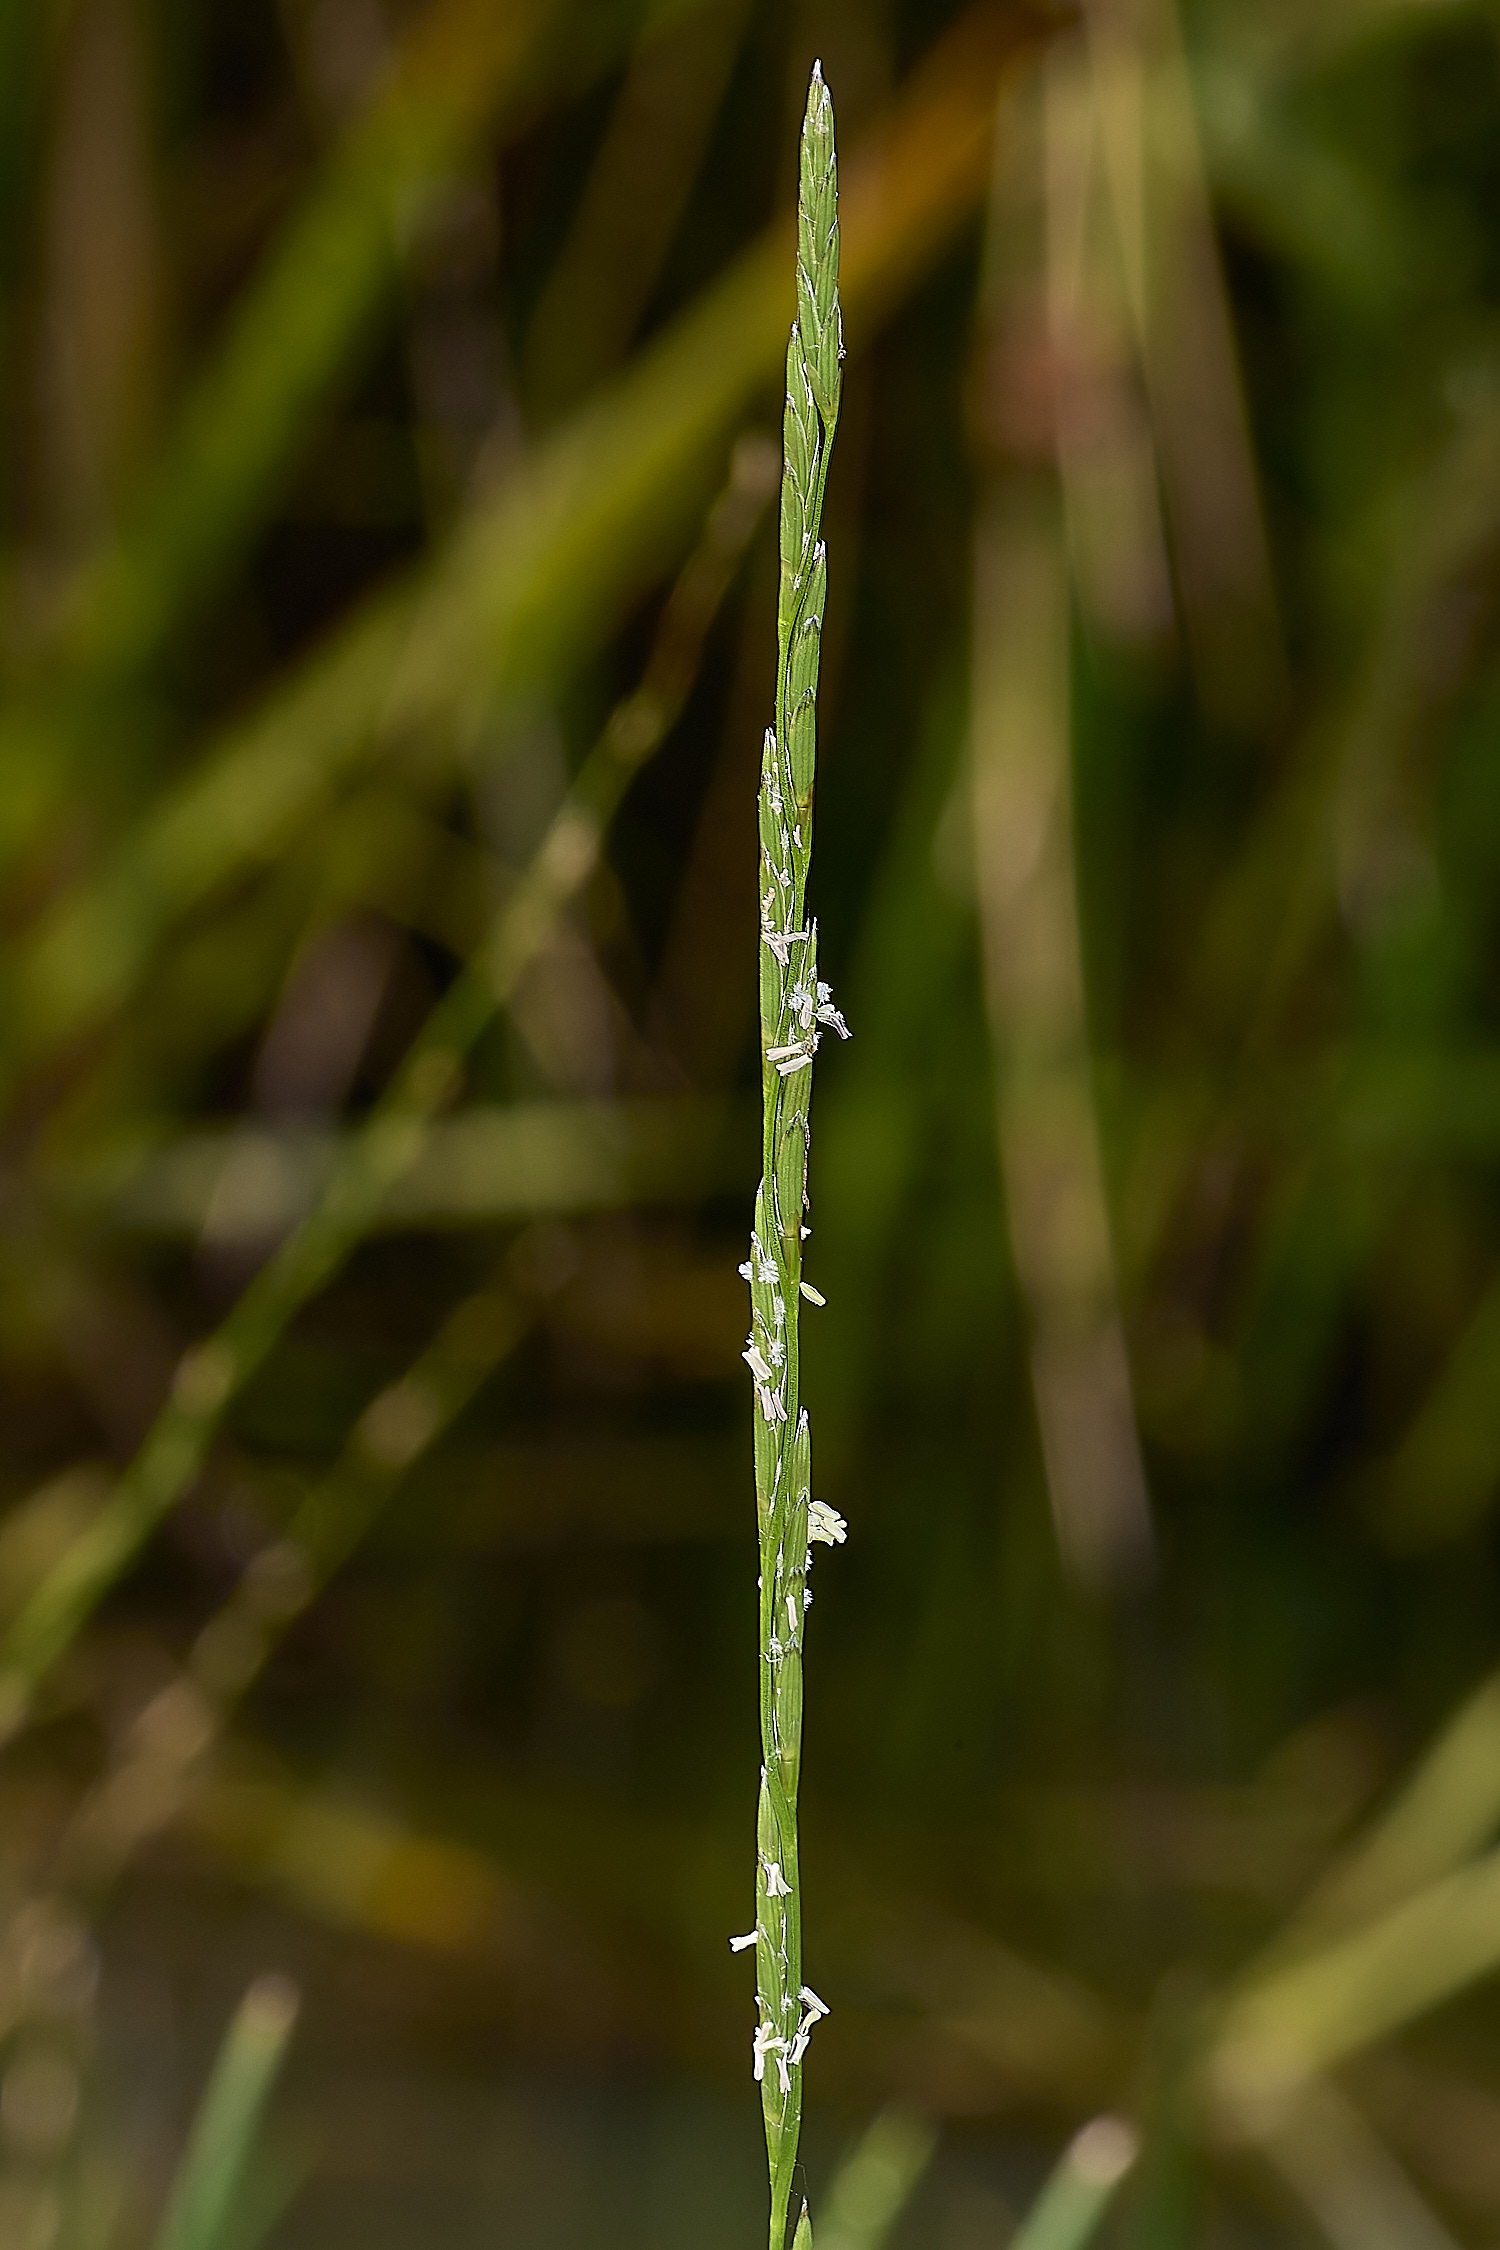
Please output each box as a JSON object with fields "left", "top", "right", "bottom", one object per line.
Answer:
{"left": 752, "top": 2022, "right": 786, "bottom": 2082}
{"left": 814, "top": 982, "right": 851, "bottom": 1039}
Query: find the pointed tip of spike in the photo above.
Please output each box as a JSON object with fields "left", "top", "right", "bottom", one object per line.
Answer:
{"left": 811, "top": 58, "right": 824, "bottom": 84}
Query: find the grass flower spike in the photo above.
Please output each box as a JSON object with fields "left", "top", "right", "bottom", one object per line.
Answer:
{"left": 738, "top": 59, "right": 845, "bottom": 2250}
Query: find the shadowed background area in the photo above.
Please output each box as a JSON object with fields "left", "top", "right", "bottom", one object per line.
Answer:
{"left": 7, "top": 1, "right": 1500, "bottom": 2245}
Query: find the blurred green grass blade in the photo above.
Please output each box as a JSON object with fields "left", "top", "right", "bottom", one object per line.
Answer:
{"left": 811, "top": 664, "right": 975, "bottom": 1462}
{"left": 1118, "top": 371, "right": 1500, "bottom": 1449}
{"left": 0, "top": 436, "right": 772, "bottom": 1734}
{"left": 1212, "top": 1144, "right": 1376, "bottom": 1482}
{"left": 1248, "top": 2072, "right": 1463, "bottom": 2250}
{"left": 1190, "top": 371, "right": 1500, "bottom": 1066}
{"left": 150, "top": 1972, "right": 299, "bottom": 2250}
{"left": 185, "top": 1754, "right": 525, "bottom": 1954}
{"left": 1197, "top": 46, "right": 1418, "bottom": 305}
{"left": 1009, "top": 2118, "right": 1138, "bottom": 2250}
{"left": 0, "top": 0, "right": 59, "bottom": 296}
{"left": 972, "top": 71, "right": 1152, "bottom": 1590}
{"left": 1207, "top": 0, "right": 1479, "bottom": 84}
{"left": 523, "top": 0, "right": 751, "bottom": 419}
{"left": 813, "top": 2109, "right": 937, "bottom": 2250}
{"left": 4, "top": 2, "right": 1035, "bottom": 1090}
{"left": 57, "top": 1273, "right": 530, "bottom": 1899}
{"left": 0, "top": 0, "right": 64, "bottom": 548}
{"left": 1374, "top": 1272, "right": 1500, "bottom": 1546}
{"left": 1212, "top": 1844, "right": 1500, "bottom": 2102}
{"left": 69, "top": 1096, "right": 745, "bottom": 1237}
{"left": 1087, "top": 0, "right": 1284, "bottom": 727}
{"left": 1273, "top": 1668, "right": 1500, "bottom": 1950}
{"left": 41, "top": 0, "right": 558, "bottom": 687}
{"left": 0, "top": 0, "right": 716, "bottom": 861}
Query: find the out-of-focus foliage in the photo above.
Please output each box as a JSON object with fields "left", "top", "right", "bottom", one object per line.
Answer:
{"left": 7, "top": 0, "right": 1500, "bottom": 2245}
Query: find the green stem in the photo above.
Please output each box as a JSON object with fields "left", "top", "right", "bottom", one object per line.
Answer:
{"left": 743, "top": 60, "right": 844, "bottom": 2250}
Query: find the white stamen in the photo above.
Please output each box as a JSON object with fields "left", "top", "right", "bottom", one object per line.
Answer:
{"left": 814, "top": 982, "right": 851, "bottom": 1039}
{"left": 808, "top": 1500, "right": 847, "bottom": 1547}
{"left": 763, "top": 1860, "right": 792, "bottom": 1898}
{"left": 799, "top": 1281, "right": 825, "bottom": 1305}
{"left": 729, "top": 1932, "right": 757, "bottom": 1952}
{"left": 752, "top": 2022, "right": 786, "bottom": 2082}
{"left": 743, "top": 1343, "right": 773, "bottom": 1385}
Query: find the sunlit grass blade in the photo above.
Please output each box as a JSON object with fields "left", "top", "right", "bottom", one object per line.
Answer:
{"left": 969, "top": 65, "right": 1152, "bottom": 1589}
{"left": 813, "top": 2109, "right": 937, "bottom": 2250}
{"left": 1085, "top": 0, "right": 1283, "bottom": 725}
{"left": 1211, "top": 1843, "right": 1500, "bottom": 2109}
{"left": 1008, "top": 2117, "right": 1138, "bottom": 2250}
{"left": 1279, "top": 1666, "right": 1500, "bottom": 1951}
{"left": 1043, "top": 34, "right": 1174, "bottom": 653}
{"left": 150, "top": 1972, "right": 299, "bottom": 2250}
{"left": 1244, "top": 2072, "right": 1462, "bottom": 2250}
